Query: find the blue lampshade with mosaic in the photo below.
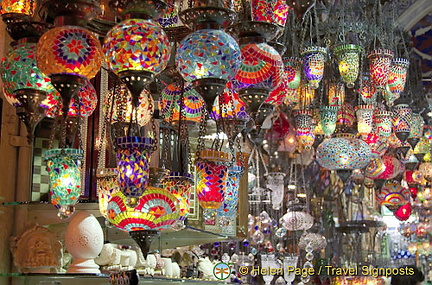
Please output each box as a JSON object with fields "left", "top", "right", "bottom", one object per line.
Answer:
{"left": 176, "top": 29, "right": 242, "bottom": 112}
{"left": 301, "top": 46, "right": 327, "bottom": 89}
{"left": 45, "top": 148, "right": 83, "bottom": 219}
{"left": 116, "top": 136, "right": 155, "bottom": 207}
{"left": 217, "top": 165, "right": 243, "bottom": 226}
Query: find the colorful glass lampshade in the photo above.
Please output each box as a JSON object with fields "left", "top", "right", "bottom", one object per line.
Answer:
{"left": 217, "top": 165, "right": 243, "bottom": 226}
{"left": 388, "top": 58, "right": 409, "bottom": 97}
{"left": 45, "top": 148, "right": 83, "bottom": 219}
{"left": 104, "top": 84, "right": 153, "bottom": 127}
{"left": 265, "top": 172, "right": 285, "bottom": 211}
{"left": 366, "top": 155, "right": 403, "bottom": 180}
{"left": 37, "top": 26, "right": 102, "bottom": 79}
{"left": 408, "top": 113, "right": 424, "bottom": 146}
{"left": 283, "top": 57, "right": 302, "bottom": 106}
{"left": 376, "top": 182, "right": 411, "bottom": 212}
{"left": 195, "top": 150, "right": 229, "bottom": 223}
{"left": 419, "top": 162, "right": 432, "bottom": 182}
{"left": 296, "top": 83, "right": 316, "bottom": 109}
{"left": 0, "top": 0, "right": 36, "bottom": 19}
{"left": 300, "top": 46, "right": 327, "bottom": 89}
{"left": 104, "top": 19, "right": 171, "bottom": 77}
{"left": 361, "top": 133, "right": 388, "bottom": 158}
{"left": 294, "top": 109, "right": 315, "bottom": 150}
{"left": 356, "top": 104, "right": 375, "bottom": 136}
{"left": 106, "top": 188, "right": 179, "bottom": 256}
{"left": 159, "top": 82, "right": 205, "bottom": 124}
{"left": 374, "top": 110, "right": 392, "bottom": 138}
{"left": 162, "top": 172, "right": 194, "bottom": 224}
{"left": 327, "top": 82, "right": 345, "bottom": 108}
{"left": 96, "top": 168, "right": 119, "bottom": 219}
{"left": 176, "top": 29, "right": 241, "bottom": 111}
{"left": 210, "top": 85, "right": 250, "bottom": 122}
{"left": 358, "top": 74, "right": 377, "bottom": 104}
{"left": 394, "top": 202, "right": 411, "bottom": 221}
{"left": 265, "top": 77, "right": 288, "bottom": 106}
{"left": 316, "top": 134, "right": 372, "bottom": 171}
{"left": 367, "top": 49, "right": 394, "bottom": 90}
{"left": 44, "top": 79, "right": 98, "bottom": 118}
{"left": 392, "top": 104, "right": 413, "bottom": 143}
{"left": 281, "top": 208, "right": 314, "bottom": 231}
{"left": 158, "top": 0, "right": 178, "bottom": 28}
{"left": 233, "top": 41, "right": 284, "bottom": 93}
{"left": 336, "top": 102, "right": 355, "bottom": 128}
{"left": 116, "top": 136, "right": 155, "bottom": 206}
{"left": 251, "top": 0, "right": 289, "bottom": 27}
{"left": 319, "top": 106, "right": 338, "bottom": 137}
{"left": 333, "top": 44, "right": 362, "bottom": 88}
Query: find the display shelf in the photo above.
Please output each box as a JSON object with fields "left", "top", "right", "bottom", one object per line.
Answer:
{"left": 0, "top": 273, "right": 224, "bottom": 285}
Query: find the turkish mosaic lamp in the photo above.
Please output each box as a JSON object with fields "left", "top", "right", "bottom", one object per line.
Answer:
{"left": 333, "top": 44, "right": 362, "bottom": 88}
{"left": 217, "top": 165, "right": 243, "bottom": 226}
{"left": 367, "top": 49, "right": 394, "bottom": 90}
{"left": 301, "top": 46, "right": 327, "bottom": 89}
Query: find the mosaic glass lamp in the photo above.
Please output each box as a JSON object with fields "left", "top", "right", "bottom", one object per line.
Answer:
{"left": 107, "top": 188, "right": 179, "bottom": 257}
{"left": 96, "top": 168, "right": 119, "bottom": 219}
{"left": 333, "top": 44, "right": 362, "bottom": 88}
{"left": 37, "top": 25, "right": 103, "bottom": 117}
{"left": 392, "top": 104, "right": 413, "bottom": 144}
{"left": 300, "top": 46, "right": 327, "bottom": 89}
{"left": 367, "top": 49, "right": 394, "bottom": 90}
{"left": 251, "top": 0, "right": 289, "bottom": 27}
{"left": 45, "top": 148, "right": 83, "bottom": 219}
{"left": 374, "top": 110, "right": 392, "bottom": 138}
{"left": 0, "top": 0, "right": 37, "bottom": 22}
{"left": 283, "top": 57, "right": 302, "bottom": 106}
{"left": 217, "top": 165, "right": 243, "bottom": 226}
{"left": 360, "top": 133, "right": 388, "bottom": 158}
{"left": 176, "top": 29, "right": 241, "bottom": 113}
{"left": 319, "top": 106, "right": 338, "bottom": 137}
{"left": 359, "top": 74, "right": 377, "bottom": 104}
{"left": 159, "top": 82, "right": 205, "bottom": 124}
{"left": 294, "top": 109, "right": 315, "bottom": 150}
{"left": 355, "top": 104, "right": 375, "bottom": 136}
{"left": 365, "top": 155, "right": 403, "bottom": 180}
{"left": 162, "top": 172, "right": 194, "bottom": 227}
{"left": 407, "top": 113, "right": 424, "bottom": 149}
{"left": 376, "top": 182, "right": 411, "bottom": 212}
{"left": 104, "top": 18, "right": 171, "bottom": 106}
{"left": 388, "top": 58, "right": 409, "bottom": 98}
{"left": 116, "top": 136, "right": 155, "bottom": 206}
{"left": 195, "top": 150, "right": 229, "bottom": 224}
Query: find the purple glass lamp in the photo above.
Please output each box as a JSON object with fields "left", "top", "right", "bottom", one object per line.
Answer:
{"left": 301, "top": 46, "right": 327, "bottom": 89}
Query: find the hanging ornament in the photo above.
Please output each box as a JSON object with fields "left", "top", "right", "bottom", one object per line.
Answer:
{"left": 217, "top": 165, "right": 243, "bottom": 226}
{"left": 374, "top": 110, "right": 393, "bottom": 138}
{"left": 45, "top": 148, "right": 83, "bottom": 219}
{"left": 319, "top": 106, "right": 338, "bottom": 137}
{"left": 283, "top": 57, "right": 302, "bottom": 106}
{"left": 333, "top": 44, "right": 362, "bottom": 88}
{"left": 360, "top": 133, "right": 388, "bottom": 158}
{"left": 359, "top": 74, "right": 377, "bottom": 104}
{"left": 407, "top": 113, "right": 424, "bottom": 149}
{"left": 301, "top": 46, "right": 327, "bottom": 89}
{"left": 356, "top": 104, "right": 375, "bottom": 136}
{"left": 265, "top": 172, "right": 285, "bottom": 210}
{"left": 392, "top": 104, "right": 413, "bottom": 144}
{"left": 294, "top": 109, "right": 315, "bottom": 150}
{"left": 388, "top": 58, "right": 409, "bottom": 98}
{"left": 394, "top": 203, "right": 412, "bottom": 221}
{"left": 96, "top": 168, "right": 119, "bottom": 219}
{"left": 281, "top": 206, "right": 314, "bottom": 231}
{"left": 367, "top": 49, "right": 394, "bottom": 90}
{"left": 366, "top": 155, "right": 403, "bottom": 180}
{"left": 376, "top": 182, "right": 411, "bottom": 212}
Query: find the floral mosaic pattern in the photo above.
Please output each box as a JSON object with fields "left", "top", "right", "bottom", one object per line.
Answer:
{"left": 367, "top": 49, "right": 394, "bottom": 90}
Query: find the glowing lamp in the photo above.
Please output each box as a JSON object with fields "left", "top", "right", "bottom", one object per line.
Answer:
{"left": 176, "top": 29, "right": 241, "bottom": 112}
{"left": 251, "top": 0, "right": 289, "bottom": 26}
{"left": 0, "top": 0, "right": 36, "bottom": 20}
{"left": 316, "top": 134, "right": 372, "bottom": 171}
{"left": 388, "top": 58, "right": 409, "bottom": 97}
{"left": 374, "top": 110, "right": 392, "bottom": 138}
{"left": 336, "top": 102, "right": 355, "bottom": 128}
{"left": 195, "top": 150, "right": 229, "bottom": 223}
{"left": 159, "top": 82, "right": 205, "bottom": 124}
{"left": 217, "top": 165, "right": 243, "bottom": 226}
{"left": 96, "top": 168, "right": 119, "bottom": 219}
{"left": 376, "top": 182, "right": 411, "bottom": 212}
{"left": 367, "top": 49, "right": 394, "bottom": 90}
{"left": 300, "top": 46, "right": 327, "bottom": 89}
{"left": 394, "top": 203, "right": 412, "bottom": 221}
{"left": 327, "top": 82, "right": 345, "bottom": 108}
{"left": 360, "top": 133, "right": 388, "bottom": 158}
{"left": 407, "top": 113, "right": 424, "bottom": 149}
{"left": 116, "top": 136, "right": 155, "bottom": 206}
{"left": 359, "top": 74, "right": 377, "bottom": 104}
{"left": 333, "top": 44, "right": 362, "bottom": 88}
{"left": 355, "top": 104, "right": 374, "bottom": 135}
{"left": 210, "top": 85, "right": 250, "bottom": 121}
{"left": 162, "top": 172, "right": 194, "bottom": 223}
{"left": 419, "top": 162, "right": 432, "bottom": 182}
{"left": 294, "top": 109, "right": 315, "bottom": 149}
{"left": 45, "top": 148, "right": 83, "bottom": 219}
{"left": 319, "top": 106, "right": 338, "bottom": 137}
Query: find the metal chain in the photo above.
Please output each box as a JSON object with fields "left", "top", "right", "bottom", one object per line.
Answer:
{"left": 149, "top": 92, "right": 158, "bottom": 152}
{"left": 97, "top": 65, "right": 111, "bottom": 170}
{"left": 196, "top": 107, "right": 208, "bottom": 160}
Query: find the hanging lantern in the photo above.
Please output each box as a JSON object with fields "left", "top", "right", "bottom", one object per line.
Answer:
{"left": 301, "top": 46, "right": 327, "bottom": 89}
{"left": 394, "top": 203, "right": 412, "bottom": 221}
{"left": 283, "top": 57, "right": 302, "bottom": 106}
{"left": 392, "top": 104, "right": 413, "bottom": 144}
{"left": 294, "top": 109, "right": 315, "bottom": 150}
{"left": 328, "top": 82, "right": 345, "bottom": 108}
{"left": 281, "top": 206, "right": 314, "bottom": 231}
{"left": 195, "top": 150, "right": 230, "bottom": 223}
{"left": 297, "top": 83, "right": 316, "bottom": 109}
{"left": 376, "top": 182, "right": 411, "bottom": 212}
{"left": 333, "top": 44, "right": 362, "bottom": 88}
{"left": 358, "top": 74, "right": 377, "bottom": 104}
{"left": 265, "top": 77, "right": 288, "bottom": 106}
{"left": 356, "top": 104, "right": 375, "bottom": 136}
{"left": 367, "top": 49, "right": 394, "bottom": 90}
{"left": 388, "top": 58, "right": 409, "bottom": 98}
{"left": 158, "top": 0, "right": 178, "bottom": 28}
{"left": 116, "top": 136, "right": 154, "bottom": 206}
{"left": 366, "top": 155, "right": 403, "bottom": 180}
{"left": 104, "top": 85, "right": 153, "bottom": 128}
{"left": 217, "top": 165, "right": 243, "bottom": 226}
{"left": 176, "top": 29, "right": 241, "bottom": 113}
{"left": 413, "top": 137, "right": 429, "bottom": 162}
{"left": 159, "top": 82, "right": 205, "bottom": 124}
{"left": 316, "top": 133, "right": 372, "bottom": 177}
{"left": 211, "top": 84, "right": 250, "bottom": 122}
{"left": 336, "top": 102, "right": 355, "bottom": 128}
{"left": 96, "top": 168, "right": 119, "bottom": 219}
{"left": 374, "top": 110, "right": 393, "bottom": 138}
{"left": 251, "top": 0, "right": 289, "bottom": 26}
{"left": 0, "top": 0, "right": 37, "bottom": 22}
{"left": 360, "top": 133, "right": 388, "bottom": 158}
{"left": 265, "top": 172, "right": 285, "bottom": 211}
{"left": 107, "top": 188, "right": 179, "bottom": 256}
{"left": 407, "top": 113, "right": 424, "bottom": 149}
{"left": 45, "top": 148, "right": 83, "bottom": 219}
{"left": 319, "top": 106, "right": 338, "bottom": 137}
{"left": 162, "top": 172, "right": 194, "bottom": 225}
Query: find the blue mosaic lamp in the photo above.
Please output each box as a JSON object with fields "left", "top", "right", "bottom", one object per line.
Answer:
{"left": 217, "top": 165, "right": 243, "bottom": 226}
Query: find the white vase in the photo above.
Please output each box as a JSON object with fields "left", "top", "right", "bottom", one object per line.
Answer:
{"left": 65, "top": 210, "right": 104, "bottom": 273}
